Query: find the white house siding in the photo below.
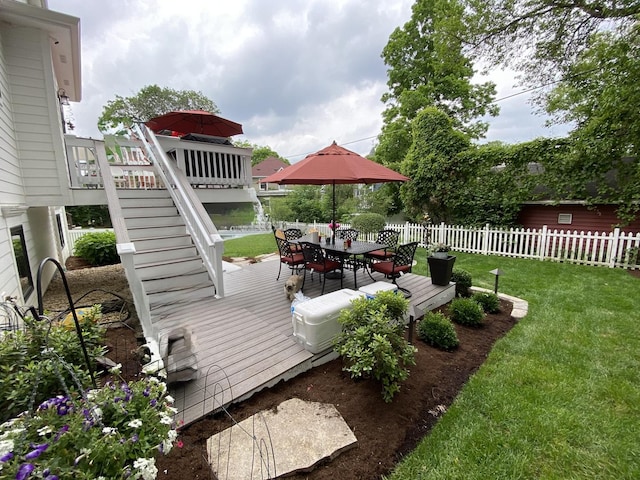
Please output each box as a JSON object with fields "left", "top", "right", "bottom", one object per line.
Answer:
{"left": 0, "top": 28, "right": 25, "bottom": 206}
{"left": 3, "top": 26, "right": 71, "bottom": 207}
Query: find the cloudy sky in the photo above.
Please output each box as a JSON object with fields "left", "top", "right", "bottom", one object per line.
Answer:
{"left": 48, "top": 0, "right": 570, "bottom": 162}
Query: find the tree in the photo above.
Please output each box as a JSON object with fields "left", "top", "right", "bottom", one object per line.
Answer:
{"left": 377, "top": 0, "right": 497, "bottom": 171}
{"left": 463, "top": 0, "right": 640, "bottom": 84}
{"left": 234, "top": 141, "right": 289, "bottom": 167}
{"left": 98, "top": 85, "right": 219, "bottom": 134}
{"left": 400, "top": 108, "right": 471, "bottom": 223}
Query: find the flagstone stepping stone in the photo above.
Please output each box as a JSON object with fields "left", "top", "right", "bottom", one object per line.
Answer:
{"left": 206, "top": 397, "right": 357, "bottom": 479}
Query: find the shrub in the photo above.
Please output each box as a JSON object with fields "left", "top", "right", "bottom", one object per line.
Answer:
{"left": 418, "top": 312, "right": 459, "bottom": 350}
{"left": 0, "top": 368, "right": 177, "bottom": 480}
{"left": 74, "top": 231, "right": 120, "bottom": 266}
{"left": 350, "top": 213, "right": 386, "bottom": 235}
{"left": 334, "top": 291, "right": 416, "bottom": 402}
{"left": 451, "top": 268, "right": 472, "bottom": 297}
{"left": 0, "top": 306, "right": 106, "bottom": 422}
{"left": 450, "top": 298, "right": 485, "bottom": 326}
{"left": 472, "top": 291, "right": 501, "bottom": 313}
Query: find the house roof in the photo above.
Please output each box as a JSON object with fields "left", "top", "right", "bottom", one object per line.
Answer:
{"left": 252, "top": 157, "right": 288, "bottom": 178}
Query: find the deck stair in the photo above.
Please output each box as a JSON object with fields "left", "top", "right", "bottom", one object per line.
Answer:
{"left": 117, "top": 189, "right": 216, "bottom": 316}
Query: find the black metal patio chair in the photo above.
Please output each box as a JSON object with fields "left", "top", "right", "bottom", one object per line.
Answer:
{"left": 274, "top": 236, "right": 305, "bottom": 281}
{"left": 367, "top": 241, "right": 418, "bottom": 297}
{"left": 299, "top": 241, "right": 343, "bottom": 294}
{"left": 364, "top": 229, "right": 400, "bottom": 264}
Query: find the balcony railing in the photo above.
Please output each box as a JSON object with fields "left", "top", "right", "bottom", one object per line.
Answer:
{"left": 64, "top": 134, "right": 252, "bottom": 190}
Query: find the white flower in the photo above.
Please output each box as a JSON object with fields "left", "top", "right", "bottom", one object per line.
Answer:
{"left": 128, "top": 419, "right": 143, "bottom": 429}
{"left": 109, "top": 363, "right": 122, "bottom": 375}
{"left": 159, "top": 414, "right": 173, "bottom": 425}
{"left": 102, "top": 427, "right": 117, "bottom": 435}
{"left": 166, "top": 429, "right": 178, "bottom": 442}
{"left": 37, "top": 425, "right": 53, "bottom": 436}
{"left": 0, "top": 439, "right": 14, "bottom": 456}
{"left": 142, "top": 363, "right": 160, "bottom": 375}
{"left": 160, "top": 438, "right": 173, "bottom": 454}
{"left": 167, "top": 406, "right": 178, "bottom": 415}
{"left": 164, "top": 395, "right": 174, "bottom": 404}
{"left": 86, "top": 389, "right": 99, "bottom": 401}
{"left": 132, "top": 457, "right": 158, "bottom": 480}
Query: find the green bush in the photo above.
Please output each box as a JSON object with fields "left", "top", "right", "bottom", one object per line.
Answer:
{"left": 74, "top": 231, "right": 120, "bottom": 266}
{"left": 451, "top": 268, "right": 472, "bottom": 297}
{"left": 334, "top": 291, "right": 416, "bottom": 402}
{"left": 0, "top": 306, "right": 106, "bottom": 422}
{"left": 350, "top": 213, "right": 386, "bottom": 235}
{"left": 450, "top": 298, "right": 485, "bottom": 326}
{"left": 472, "top": 291, "right": 501, "bottom": 313}
{"left": 418, "top": 311, "right": 459, "bottom": 350}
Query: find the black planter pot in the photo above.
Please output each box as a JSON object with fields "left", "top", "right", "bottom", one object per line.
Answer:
{"left": 427, "top": 255, "right": 456, "bottom": 286}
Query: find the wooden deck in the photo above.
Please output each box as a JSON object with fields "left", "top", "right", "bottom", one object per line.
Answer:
{"left": 164, "top": 259, "right": 455, "bottom": 426}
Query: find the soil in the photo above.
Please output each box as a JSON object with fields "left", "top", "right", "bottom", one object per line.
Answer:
{"left": 46, "top": 257, "right": 520, "bottom": 480}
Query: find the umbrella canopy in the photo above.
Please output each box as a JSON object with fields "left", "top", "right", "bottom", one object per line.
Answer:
{"left": 261, "top": 141, "right": 409, "bottom": 239}
{"left": 145, "top": 110, "right": 243, "bottom": 137}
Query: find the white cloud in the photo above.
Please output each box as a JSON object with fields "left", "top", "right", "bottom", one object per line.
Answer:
{"left": 50, "top": 0, "right": 571, "bottom": 159}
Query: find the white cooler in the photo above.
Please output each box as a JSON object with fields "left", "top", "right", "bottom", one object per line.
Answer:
{"left": 292, "top": 288, "right": 365, "bottom": 354}
{"left": 358, "top": 281, "right": 398, "bottom": 299}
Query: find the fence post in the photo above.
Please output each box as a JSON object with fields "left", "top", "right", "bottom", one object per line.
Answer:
{"left": 608, "top": 227, "right": 621, "bottom": 268}
{"left": 482, "top": 224, "right": 490, "bottom": 255}
{"left": 539, "top": 225, "right": 548, "bottom": 261}
{"left": 404, "top": 221, "right": 411, "bottom": 244}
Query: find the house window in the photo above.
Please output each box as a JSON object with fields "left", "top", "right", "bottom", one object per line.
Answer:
{"left": 10, "top": 226, "right": 34, "bottom": 299}
{"left": 56, "top": 213, "right": 66, "bottom": 248}
{"left": 558, "top": 213, "right": 573, "bottom": 225}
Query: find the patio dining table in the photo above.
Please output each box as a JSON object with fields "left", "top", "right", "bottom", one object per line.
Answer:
{"left": 296, "top": 239, "right": 389, "bottom": 289}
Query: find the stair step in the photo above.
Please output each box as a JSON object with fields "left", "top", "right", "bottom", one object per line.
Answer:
{"left": 121, "top": 206, "right": 178, "bottom": 219}
{"left": 135, "top": 257, "right": 206, "bottom": 280}
{"left": 134, "top": 245, "right": 198, "bottom": 265}
{"left": 133, "top": 234, "right": 193, "bottom": 251}
{"left": 117, "top": 189, "right": 170, "bottom": 200}
{"left": 148, "top": 284, "right": 215, "bottom": 309}
{"left": 124, "top": 215, "right": 186, "bottom": 229}
{"left": 128, "top": 225, "right": 188, "bottom": 240}
{"left": 143, "top": 271, "right": 212, "bottom": 293}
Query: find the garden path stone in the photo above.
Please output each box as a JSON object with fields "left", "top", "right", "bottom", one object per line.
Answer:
{"left": 206, "top": 397, "right": 357, "bottom": 479}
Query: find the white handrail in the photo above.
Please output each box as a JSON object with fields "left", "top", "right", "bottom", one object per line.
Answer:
{"left": 134, "top": 123, "right": 225, "bottom": 297}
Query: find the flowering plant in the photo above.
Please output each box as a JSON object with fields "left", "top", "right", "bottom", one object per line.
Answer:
{"left": 430, "top": 242, "right": 450, "bottom": 253}
{"left": 328, "top": 221, "right": 340, "bottom": 231}
{"left": 0, "top": 366, "right": 178, "bottom": 480}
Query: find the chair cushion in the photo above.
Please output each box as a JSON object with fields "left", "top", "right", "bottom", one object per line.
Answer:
{"left": 372, "top": 261, "right": 410, "bottom": 276}
{"left": 282, "top": 253, "right": 304, "bottom": 264}
{"left": 307, "top": 260, "right": 341, "bottom": 273}
{"left": 275, "top": 229, "right": 286, "bottom": 239}
{"left": 366, "top": 249, "right": 395, "bottom": 259}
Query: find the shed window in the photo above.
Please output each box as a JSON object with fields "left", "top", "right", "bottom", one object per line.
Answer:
{"left": 558, "top": 213, "right": 573, "bottom": 225}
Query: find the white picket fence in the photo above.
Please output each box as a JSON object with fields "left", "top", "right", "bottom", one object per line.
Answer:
{"left": 69, "top": 222, "right": 640, "bottom": 270}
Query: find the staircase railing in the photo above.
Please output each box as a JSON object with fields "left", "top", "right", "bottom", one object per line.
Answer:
{"left": 134, "top": 123, "right": 226, "bottom": 298}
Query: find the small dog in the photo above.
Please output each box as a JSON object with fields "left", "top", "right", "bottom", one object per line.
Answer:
{"left": 284, "top": 274, "right": 304, "bottom": 301}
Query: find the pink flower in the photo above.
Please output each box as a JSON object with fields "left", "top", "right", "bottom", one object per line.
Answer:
{"left": 328, "top": 221, "right": 340, "bottom": 230}
{"left": 176, "top": 440, "right": 184, "bottom": 448}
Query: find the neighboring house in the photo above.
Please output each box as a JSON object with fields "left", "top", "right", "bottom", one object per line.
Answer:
{"left": 252, "top": 156, "right": 288, "bottom": 194}
{"left": 1, "top": 1, "right": 256, "bottom": 375}
{"left": 517, "top": 202, "right": 640, "bottom": 234}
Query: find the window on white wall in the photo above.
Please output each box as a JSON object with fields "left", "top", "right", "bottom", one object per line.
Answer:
{"left": 10, "top": 226, "right": 34, "bottom": 299}
{"left": 558, "top": 213, "right": 573, "bottom": 224}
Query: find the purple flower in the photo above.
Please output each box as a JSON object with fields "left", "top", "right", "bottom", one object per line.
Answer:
{"left": 150, "top": 399, "right": 157, "bottom": 407}
{"left": 143, "top": 387, "right": 151, "bottom": 397}
{"left": 44, "top": 476, "right": 59, "bottom": 480}
{"left": 54, "top": 425, "right": 69, "bottom": 441}
{"left": 16, "top": 463, "right": 35, "bottom": 480}
{"left": 25, "top": 443, "right": 48, "bottom": 460}
{"left": 0, "top": 451, "right": 14, "bottom": 462}
{"left": 130, "top": 434, "right": 139, "bottom": 443}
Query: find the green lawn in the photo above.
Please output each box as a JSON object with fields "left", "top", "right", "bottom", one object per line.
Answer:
{"left": 389, "top": 251, "right": 640, "bottom": 479}
{"left": 224, "top": 237, "right": 640, "bottom": 478}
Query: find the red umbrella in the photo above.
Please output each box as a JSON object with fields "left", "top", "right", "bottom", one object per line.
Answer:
{"left": 261, "top": 141, "right": 409, "bottom": 240}
{"left": 145, "top": 110, "right": 243, "bottom": 137}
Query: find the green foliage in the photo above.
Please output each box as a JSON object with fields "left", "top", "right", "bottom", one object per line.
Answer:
{"left": 334, "top": 291, "right": 416, "bottom": 402}
{"left": 418, "top": 311, "right": 459, "bottom": 350}
{"left": 98, "top": 84, "right": 219, "bottom": 134}
{"left": 400, "top": 108, "right": 472, "bottom": 222}
{"left": 350, "top": 213, "right": 386, "bottom": 234}
{"left": 67, "top": 205, "right": 112, "bottom": 227}
{"left": 451, "top": 268, "right": 472, "bottom": 297}
{"left": 0, "top": 306, "right": 106, "bottom": 422}
{"left": 472, "top": 291, "right": 501, "bottom": 313}
{"left": 0, "top": 372, "right": 177, "bottom": 479}
{"left": 449, "top": 297, "right": 485, "bottom": 326}
{"left": 73, "top": 231, "right": 120, "bottom": 266}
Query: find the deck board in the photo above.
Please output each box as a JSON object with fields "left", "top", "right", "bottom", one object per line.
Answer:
{"left": 161, "top": 258, "right": 454, "bottom": 425}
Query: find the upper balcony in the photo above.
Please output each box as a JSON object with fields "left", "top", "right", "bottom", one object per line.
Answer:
{"left": 64, "top": 133, "right": 254, "bottom": 205}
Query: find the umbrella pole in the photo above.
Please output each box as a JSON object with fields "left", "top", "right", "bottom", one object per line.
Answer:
{"left": 332, "top": 181, "right": 336, "bottom": 244}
